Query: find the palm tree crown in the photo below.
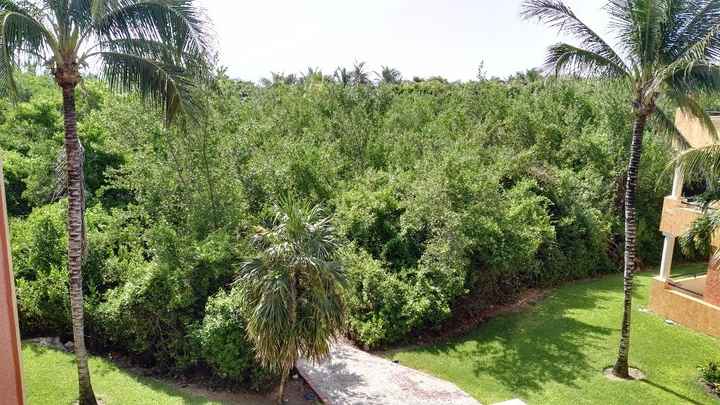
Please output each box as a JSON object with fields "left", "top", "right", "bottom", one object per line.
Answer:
{"left": 239, "top": 199, "right": 346, "bottom": 403}
{"left": 523, "top": 0, "right": 720, "bottom": 140}
{"left": 0, "top": 0, "right": 209, "bottom": 116}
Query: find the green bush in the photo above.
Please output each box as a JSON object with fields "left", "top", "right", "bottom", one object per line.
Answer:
{"left": 193, "top": 289, "right": 273, "bottom": 390}
{"left": 699, "top": 361, "right": 720, "bottom": 395}
{"left": 95, "top": 226, "right": 237, "bottom": 369}
{"left": 10, "top": 202, "right": 70, "bottom": 336}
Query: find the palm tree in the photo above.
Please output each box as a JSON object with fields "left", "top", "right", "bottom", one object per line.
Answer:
{"left": 351, "top": 61, "right": 371, "bottom": 85}
{"left": 522, "top": 0, "right": 720, "bottom": 378}
{"left": 239, "top": 199, "right": 346, "bottom": 404}
{"left": 333, "top": 66, "right": 351, "bottom": 85}
{"left": 0, "top": 1, "right": 210, "bottom": 403}
{"left": 376, "top": 65, "right": 402, "bottom": 84}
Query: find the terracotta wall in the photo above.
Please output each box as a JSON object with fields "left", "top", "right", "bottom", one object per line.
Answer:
{"left": 659, "top": 197, "right": 703, "bottom": 237}
{"left": 649, "top": 278, "right": 720, "bottom": 338}
{"left": 0, "top": 162, "right": 25, "bottom": 404}
{"left": 706, "top": 267, "right": 720, "bottom": 307}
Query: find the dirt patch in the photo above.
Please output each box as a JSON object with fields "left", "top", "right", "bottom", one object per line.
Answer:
{"left": 125, "top": 371, "right": 321, "bottom": 404}
{"left": 168, "top": 376, "right": 319, "bottom": 404}
{"left": 603, "top": 367, "right": 646, "bottom": 381}
{"left": 702, "top": 381, "right": 720, "bottom": 400}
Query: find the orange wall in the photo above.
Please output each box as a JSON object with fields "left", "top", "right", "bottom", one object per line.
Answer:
{"left": 707, "top": 267, "right": 720, "bottom": 307}
{"left": 649, "top": 278, "right": 720, "bottom": 338}
{"left": 0, "top": 162, "right": 25, "bottom": 405}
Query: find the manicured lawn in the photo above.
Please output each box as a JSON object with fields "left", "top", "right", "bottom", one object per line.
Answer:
{"left": 22, "top": 344, "right": 222, "bottom": 405}
{"left": 387, "top": 265, "right": 720, "bottom": 405}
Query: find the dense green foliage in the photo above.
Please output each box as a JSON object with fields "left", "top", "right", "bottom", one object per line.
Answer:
{"left": 4, "top": 71, "right": 678, "bottom": 385}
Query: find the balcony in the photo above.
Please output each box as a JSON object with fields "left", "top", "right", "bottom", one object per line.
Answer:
{"left": 659, "top": 197, "right": 707, "bottom": 238}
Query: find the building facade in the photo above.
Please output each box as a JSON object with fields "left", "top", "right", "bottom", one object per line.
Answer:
{"left": 648, "top": 110, "right": 720, "bottom": 338}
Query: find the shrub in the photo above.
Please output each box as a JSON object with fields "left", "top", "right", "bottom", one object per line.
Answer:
{"left": 193, "top": 289, "right": 273, "bottom": 390}
{"left": 699, "top": 361, "right": 720, "bottom": 395}
{"left": 94, "top": 225, "right": 237, "bottom": 370}
{"left": 10, "top": 202, "right": 69, "bottom": 336}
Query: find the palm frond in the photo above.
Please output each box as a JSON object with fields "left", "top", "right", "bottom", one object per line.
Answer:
{"left": 673, "top": 143, "right": 720, "bottom": 181}
{"left": 666, "top": 0, "right": 720, "bottom": 59}
{"left": 543, "top": 42, "right": 628, "bottom": 77}
{"left": 652, "top": 106, "right": 691, "bottom": 150}
{"left": 522, "top": 0, "right": 629, "bottom": 76}
{"left": 680, "top": 208, "right": 720, "bottom": 263}
{"left": 667, "top": 88, "right": 719, "bottom": 140}
{"left": 0, "top": 8, "right": 56, "bottom": 96}
{"left": 667, "top": 64, "right": 720, "bottom": 95}
{"left": 93, "top": 0, "right": 209, "bottom": 59}
{"left": 657, "top": 22, "right": 720, "bottom": 86}
{"left": 96, "top": 50, "right": 199, "bottom": 123}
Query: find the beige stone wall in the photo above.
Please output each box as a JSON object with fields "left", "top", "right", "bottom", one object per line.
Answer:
{"left": 674, "top": 109, "right": 720, "bottom": 149}
{"left": 659, "top": 197, "right": 703, "bottom": 237}
{"left": 649, "top": 277, "right": 720, "bottom": 338}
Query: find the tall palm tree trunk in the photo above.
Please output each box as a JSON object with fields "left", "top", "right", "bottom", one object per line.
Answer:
{"left": 62, "top": 83, "right": 98, "bottom": 405}
{"left": 613, "top": 109, "right": 649, "bottom": 379}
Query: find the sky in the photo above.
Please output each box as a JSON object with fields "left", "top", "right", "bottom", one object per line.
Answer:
{"left": 196, "top": 0, "right": 612, "bottom": 83}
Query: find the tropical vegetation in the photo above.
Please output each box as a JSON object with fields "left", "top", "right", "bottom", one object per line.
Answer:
{"left": 6, "top": 67, "right": 684, "bottom": 391}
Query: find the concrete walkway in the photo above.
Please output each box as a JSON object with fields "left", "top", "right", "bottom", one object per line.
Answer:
{"left": 296, "top": 343, "right": 481, "bottom": 405}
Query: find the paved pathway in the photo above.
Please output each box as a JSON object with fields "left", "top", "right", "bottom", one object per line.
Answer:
{"left": 296, "top": 343, "right": 481, "bottom": 405}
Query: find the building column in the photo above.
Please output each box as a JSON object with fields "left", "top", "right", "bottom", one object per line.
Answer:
{"left": 658, "top": 167, "right": 683, "bottom": 281}
{"left": 659, "top": 233, "right": 675, "bottom": 281}
{"left": 0, "top": 161, "right": 25, "bottom": 405}
{"left": 671, "top": 166, "right": 684, "bottom": 199}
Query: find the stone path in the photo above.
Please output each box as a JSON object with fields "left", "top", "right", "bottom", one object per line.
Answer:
{"left": 296, "top": 342, "right": 481, "bottom": 405}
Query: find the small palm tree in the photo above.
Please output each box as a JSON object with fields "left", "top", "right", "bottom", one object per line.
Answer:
{"left": 0, "top": 1, "right": 210, "bottom": 403}
{"left": 239, "top": 199, "right": 346, "bottom": 404}
{"left": 333, "top": 66, "right": 352, "bottom": 85}
{"left": 376, "top": 65, "right": 402, "bottom": 84}
{"left": 351, "top": 61, "right": 371, "bottom": 85}
{"left": 522, "top": 0, "right": 720, "bottom": 378}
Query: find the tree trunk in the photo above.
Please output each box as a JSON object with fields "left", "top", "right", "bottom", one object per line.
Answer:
{"left": 62, "top": 84, "right": 98, "bottom": 405}
{"left": 612, "top": 110, "right": 649, "bottom": 379}
{"left": 277, "top": 367, "right": 288, "bottom": 404}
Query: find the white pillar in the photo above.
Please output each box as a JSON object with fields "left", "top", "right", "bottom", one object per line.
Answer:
{"left": 671, "top": 166, "right": 684, "bottom": 199}
{"left": 659, "top": 234, "right": 675, "bottom": 281}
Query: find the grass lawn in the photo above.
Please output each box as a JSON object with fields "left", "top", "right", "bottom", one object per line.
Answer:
{"left": 22, "top": 344, "right": 223, "bottom": 405}
{"left": 387, "top": 264, "right": 720, "bottom": 405}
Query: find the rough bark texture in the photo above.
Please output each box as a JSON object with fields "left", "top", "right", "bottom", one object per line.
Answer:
{"left": 613, "top": 110, "right": 649, "bottom": 379}
{"left": 62, "top": 83, "right": 98, "bottom": 405}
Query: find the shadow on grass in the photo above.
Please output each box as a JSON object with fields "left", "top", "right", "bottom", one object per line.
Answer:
{"left": 641, "top": 379, "right": 705, "bottom": 405}
{"left": 409, "top": 278, "right": 617, "bottom": 397}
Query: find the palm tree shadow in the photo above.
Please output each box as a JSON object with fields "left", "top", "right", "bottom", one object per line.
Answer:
{"left": 411, "top": 280, "right": 616, "bottom": 397}
{"left": 641, "top": 379, "right": 705, "bottom": 405}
